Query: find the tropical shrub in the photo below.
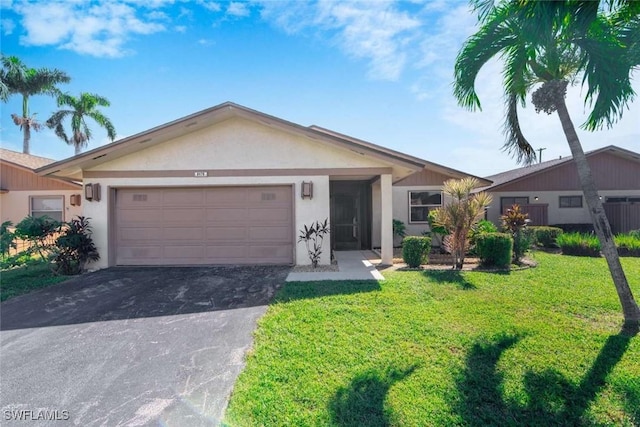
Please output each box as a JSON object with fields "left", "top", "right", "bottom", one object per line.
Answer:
{"left": 475, "top": 232, "right": 513, "bottom": 268}
{"left": 14, "top": 215, "right": 60, "bottom": 259}
{"left": 431, "top": 178, "right": 492, "bottom": 269}
{"left": 52, "top": 216, "right": 100, "bottom": 275}
{"left": 0, "top": 221, "right": 16, "bottom": 258}
{"left": 614, "top": 234, "right": 640, "bottom": 257}
{"left": 501, "top": 204, "right": 532, "bottom": 263}
{"left": 298, "top": 219, "right": 330, "bottom": 268}
{"left": 629, "top": 229, "right": 640, "bottom": 238}
{"left": 426, "top": 209, "right": 448, "bottom": 248}
{"left": 402, "top": 236, "right": 431, "bottom": 268}
{"left": 0, "top": 252, "right": 39, "bottom": 270}
{"left": 556, "top": 232, "right": 601, "bottom": 257}
{"left": 530, "top": 226, "right": 563, "bottom": 248}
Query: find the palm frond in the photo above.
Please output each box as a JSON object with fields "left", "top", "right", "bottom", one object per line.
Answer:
{"left": 502, "top": 92, "right": 536, "bottom": 165}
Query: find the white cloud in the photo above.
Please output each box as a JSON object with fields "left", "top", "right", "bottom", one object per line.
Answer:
{"left": 227, "top": 2, "right": 250, "bottom": 18}
{"left": 175, "top": 25, "right": 187, "bottom": 33}
{"left": 12, "top": 1, "right": 166, "bottom": 58}
{"left": 1, "top": 18, "right": 15, "bottom": 35}
{"left": 196, "top": 0, "right": 221, "bottom": 13}
{"left": 198, "top": 38, "right": 215, "bottom": 46}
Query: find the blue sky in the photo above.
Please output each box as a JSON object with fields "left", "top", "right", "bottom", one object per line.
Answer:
{"left": 1, "top": 0, "right": 639, "bottom": 177}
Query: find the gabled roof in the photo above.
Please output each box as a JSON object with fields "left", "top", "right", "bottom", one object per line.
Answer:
{"left": 0, "top": 148, "right": 57, "bottom": 170}
{"left": 481, "top": 145, "right": 640, "bottom": 191}
{"left": 36, "top": 102, "right": 431, "bottom": 181}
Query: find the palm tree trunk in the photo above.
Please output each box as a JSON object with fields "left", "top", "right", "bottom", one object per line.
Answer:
{"left": 555, "top": 97, "right": 640, "bottom": 328}
{"left": 23, "top": 124, "right": 30, "bottom": 154}
{"left": 75, "top": 144, "right": 81, "bottom": 155}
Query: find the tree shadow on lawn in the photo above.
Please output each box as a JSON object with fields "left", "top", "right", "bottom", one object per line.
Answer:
{"left": 273, "top": 280, "right": 381, "bottom": 303}
{"left": 455, "top": 328, "right": 637, "bottom": 426}
{"left": 329, "top": 365, "right": 417, "bottom": 427}
{"left": 422, "top": 270, "right": 477, "bottom": 290}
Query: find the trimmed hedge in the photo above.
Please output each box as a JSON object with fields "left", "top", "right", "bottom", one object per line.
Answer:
{"left": 556, "top": 232, "right": 600, "bottom": 257}
{"left": 475, "top": 232, "right": 513, "bottom": 268}
{"left": 402, "top": 236, "right": 431, "bottom": 268}
{"left": 530, "top": 226, "right": 563, "bottom": 248}
{"left": 615, "top": 234, "right": 640, "bottom": 257}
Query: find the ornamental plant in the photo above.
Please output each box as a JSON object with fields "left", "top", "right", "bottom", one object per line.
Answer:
{"left": 298, "top": 219, "right": 330, "bottom": 268}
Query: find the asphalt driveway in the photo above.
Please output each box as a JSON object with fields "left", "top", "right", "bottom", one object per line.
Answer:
{"left": 0, "top": 265, "right": 289, "bottom": 426}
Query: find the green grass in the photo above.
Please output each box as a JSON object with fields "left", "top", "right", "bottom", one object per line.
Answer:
{"left": 225, "top": 252, "right": 640, "bottom": 426}
{"left": 1, "top": 261, "right": 69, "bottom": 301}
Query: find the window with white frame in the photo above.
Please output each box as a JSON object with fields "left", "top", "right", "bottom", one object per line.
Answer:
{"left": 559, "top": 195, "right": 583, "bottom": 208}
{"left": 409, "top": 191, "right": 442, "bottom": 223}
{"left": 30, "top": 196, "right": 64, "bottom": 222}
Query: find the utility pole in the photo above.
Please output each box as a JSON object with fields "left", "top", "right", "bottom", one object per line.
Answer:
{"left": 537, "top": 147, "right": 546, "bottom": 163}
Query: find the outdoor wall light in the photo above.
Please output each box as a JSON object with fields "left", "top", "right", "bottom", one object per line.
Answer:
{"left": 70, "top": 194, "right": 82, "bottom": 206}
{"left": 301, "top": 181, "right": 313, "bottom": 199}
{"left": 85, "top": 183, "right": 101, "bottom": 202}
{"left": 534, "top": 196, "right": 539, "bottom": 201}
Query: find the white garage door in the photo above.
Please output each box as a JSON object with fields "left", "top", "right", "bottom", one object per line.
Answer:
{"left": 115, "top": 186, "right": 293, "bottom": 265}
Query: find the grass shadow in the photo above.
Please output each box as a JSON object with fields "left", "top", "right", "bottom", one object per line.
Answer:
{"left": 422, "top": 270, "right": 477, "bottom": 290}
{"left": 274, "top": 280, "right": 382, "bottom": 303}
{"left": 329, "top": 365, "right": 417, "bottom": 427}
{"left": 455, "top": 328, "right": 636, "bottom": 426}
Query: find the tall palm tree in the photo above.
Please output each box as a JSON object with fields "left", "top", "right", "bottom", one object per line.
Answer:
{"left": 454, "top": 0, "right": 640, "bottom": 328}
{"left": 46, "top": 92, "right": 117, "bottom": 155}
{"left": 1, "top": 55, "right": 70, "bottom": 154}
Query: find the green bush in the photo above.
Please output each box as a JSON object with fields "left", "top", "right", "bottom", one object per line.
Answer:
{"left": 402, "top": 236, "right": 431, "bottom": 268}
{"left": 530, "top": 226, "right": 563, "bottom": 248}
{"left": 556, "top": 232, "right": 601, "bottom": 257}
{"left": 475, "top": 232, "right": 513, "bottom": 268}
{"left": 614, "top": 234, "right": 640, "bottom": 257}
{"left": 52, "top": 216, "right": 100, "bottom": 275}
{"left": 0, "top": 221, "right": 16, "bottom": 258}
{"left": 629, "top": 229, "right": 640, "bottom": 238}
{"left": 14, "top": 215, "right": 60, "bottom": 259}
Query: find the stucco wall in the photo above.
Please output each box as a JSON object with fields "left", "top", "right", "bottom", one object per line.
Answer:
{"left": 88, "top": 117, "right": 390, "bottom": 172}
{"left": 0, "top": 190, "right": 83, "bottom": 224}
{"left": 82, "top": 175, "right": 330, "bottom": 269}
{"left": 486, "top": 190, "right": 640, "bottom": 225}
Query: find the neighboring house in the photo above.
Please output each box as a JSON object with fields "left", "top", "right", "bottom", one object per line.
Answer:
{"left": 0, "top": 148, "right": 82, "bottom": 225}
{"left": 35, "top": 102, "right": 483, "bottom": 269}
{"left": 482, "top": 145, "right": 640, "bottom": 233}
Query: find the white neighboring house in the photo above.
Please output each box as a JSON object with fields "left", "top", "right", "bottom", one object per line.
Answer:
{"left": 0, "top": 148, "right": 82, "bottom": 225}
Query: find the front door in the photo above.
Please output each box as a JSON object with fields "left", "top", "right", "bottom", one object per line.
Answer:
{"left": 330, "top": 181, "right": 371, "bottom": 251}
{"left": 332, "top": 193, "right": 360, "bottom": 250}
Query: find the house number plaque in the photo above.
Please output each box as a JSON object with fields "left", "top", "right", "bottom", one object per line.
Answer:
{"left": 194, "top": 171, "right": 208, "bottom": 177}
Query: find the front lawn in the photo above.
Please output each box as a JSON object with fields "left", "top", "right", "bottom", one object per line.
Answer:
{"left": 225, "top": 252, "right": 640, "bottom": 426}
{"left": 1, "top": 261, "right": 69, "bottom": 302}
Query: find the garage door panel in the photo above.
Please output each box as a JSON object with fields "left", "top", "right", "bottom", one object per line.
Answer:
{"left": 249, "top": 208, "right": 291, "bottom": 222}
{"left": 116, "top": 186, "right": 293, "bottom": 265}
{"left": 118, "top": 208, "right": 164, "bottom": 223}
{"left": 249, "top": 226, "right": 290, "bottom": 241}
{"left": 206, "top": 245, "right": 247, "bottom": 259}
{"left": 162, "top": 189, "right": 205, "bottom": 205}
{"left": 119, "top": 227, "right": 162, "bottom": 241}
{"left": 205, "top": 208, "right": 249, "bottom": 222}
{"left": 205, "top": 188, "right": 248, "bottom": 205}
{"left": 163, "top": 208, "right": 204, "bottom": 222}
{"left": 163, "top": 227, "right": 204, "bottom": 240}
{"left": 205, "top": 227, "right": 247, "bottom": 241}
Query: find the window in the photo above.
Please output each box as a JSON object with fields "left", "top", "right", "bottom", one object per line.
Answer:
{"left": 30, "top": 196, "right": 64, "bottom": 222}
{"left": 559, "top": 195, "right": 583, "bottom": 208}
{"left": 605, "top": 196, "right": 640, "bottom": 203}
{"left": 500, "top": 197, "right": 529, "bottom": 214}
{"left": 409, "top": 191, "right": 442, "bottom": 223}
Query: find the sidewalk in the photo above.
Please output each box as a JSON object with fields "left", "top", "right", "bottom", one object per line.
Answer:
{"left": 285, "top": 251, "right": 385, "bottom": 282}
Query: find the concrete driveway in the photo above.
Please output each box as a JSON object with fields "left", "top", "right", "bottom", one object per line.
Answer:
{"left": 0, "top": 265, "right": 289, "bottom": 426}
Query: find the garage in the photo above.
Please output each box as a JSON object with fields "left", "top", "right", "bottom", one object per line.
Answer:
{"left": 115, "top": 186, "right": 294, "bottom": 265}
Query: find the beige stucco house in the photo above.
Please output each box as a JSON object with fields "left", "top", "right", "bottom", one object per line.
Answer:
{"left": 0, "top": 148, "right": 82, "bottom": 225}
{"left": 35, "top": 102, "right": 484, "bottom": 269}
{"left": 482, "top": 145, "right": 640, "bottom": 233}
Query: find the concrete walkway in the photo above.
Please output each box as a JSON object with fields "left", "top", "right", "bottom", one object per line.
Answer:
{"left": 286, "top": 251, "right": 385, "bottom": 282}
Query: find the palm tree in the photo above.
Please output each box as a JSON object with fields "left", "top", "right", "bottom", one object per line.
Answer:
{"left": 454, "top": 0, "right": 640, "bottom": 328}
{"left": 433, "top": 177, "right": 492, "bottom": 270}
{"left": 46, "top": 92, "right": 117, "bottom": 155}
{"left": 1, "top": 55, "right": 70, "bottom": 154}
